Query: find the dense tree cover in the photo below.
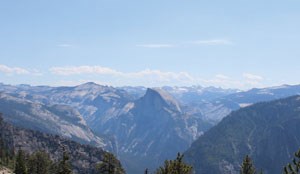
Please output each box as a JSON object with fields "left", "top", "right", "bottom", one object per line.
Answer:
{"left": 96, "top": 153, "right": 125, "bottom": 174}
{"left": 0, "top": 135, "right": 14, "bottom": 168}
{"left": 55, "top": 148, "right": 73, "bottom": 174}
{"left": 15, "top": 149, "right": 124, "bottom": 174}
{"left": 0, "top": 114, "right": 15, "bottom": 169}
{"left": 14, "top": 149, "right": 27, "bottom": 174}
{"left": 27, "top": 151, "right": 53, "bottom": 174}
{"left": 0, "top": 147, "right": 72, "bottom": 174}
{"left": 155, "top": 153, "right": 193, "bottom": 174}
{"left": 11, "top": 149, "right": 73, "bottom": 174}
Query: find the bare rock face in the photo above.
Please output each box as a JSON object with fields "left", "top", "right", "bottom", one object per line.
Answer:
{"left": 93, "top": 88, "right": 203, "bottom": 173}
{"left": 0, "top": 83, "right": 213, "bottom": 173}
{"left": 0, "top": 114, "right": 123, "bottom": 174}
{"left": 0, "top": 92, "right": 109, "bottom": 149}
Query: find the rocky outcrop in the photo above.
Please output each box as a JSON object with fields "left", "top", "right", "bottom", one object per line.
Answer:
{"left": 0, "top": 92, "right": 108, "bottom": 149}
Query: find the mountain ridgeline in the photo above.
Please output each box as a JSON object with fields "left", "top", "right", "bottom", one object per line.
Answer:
{"left": 185, "top": 95, "right": 300, "bottom": 174}
{"left": 0, "top": 83, "right": 216, "bottom": 173}
{"left": 93, "top": 88, "right": 204, "bottom": 173}
{"left": 2, "top": 82, "right": 300, "bottom": 173}
{"left": 0, "top": 92, "right": 108, "bottom": 149}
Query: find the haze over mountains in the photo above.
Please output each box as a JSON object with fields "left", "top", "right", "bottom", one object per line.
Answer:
{"left": 185, "top": 95, "right": 300, "bottom": 174}
{"left": 1, "top": 82, "right": 300, "bottom": 173}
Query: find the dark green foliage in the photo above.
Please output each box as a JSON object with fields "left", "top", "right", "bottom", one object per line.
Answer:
{"left": 0, "top": 137, "right": 14, "bottom": 168}
{"left": 96, "top": 153, "right": 125, "bottom": 174}
{"left": 56, "top": 148, "right": 73, "bottom": 174}
{"left": 240, "top": 155, "right": 256, "bottom": 174}
{"left": 14, "top": 149, "right": 27, "bottom": 174}
{"left": 0, "top": 113, "right": 14, "bottom": 168}
{"left": 155, "top": 153, "right": 193, "bottom": 174}
{"left": 27, "top": 151, "right": 53, "bottom": 174}
{"left": 0, "top": 114, "right": 17, "bottom": 169}
{"left": 284, "top": 149, "right": 300, "bottom": 174}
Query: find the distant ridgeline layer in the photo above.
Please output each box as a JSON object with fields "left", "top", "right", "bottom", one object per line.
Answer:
{"left": 2, "top": 83, "right": 300, "bottom": 173}
{"left": 0, "top": 113, "right": 123, "bottom": 174}
{"left": 185, "top": 95, "right": 300, "bottom": 174}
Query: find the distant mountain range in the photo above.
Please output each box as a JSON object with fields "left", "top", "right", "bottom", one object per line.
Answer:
{"left": 1, "top": 82, "right": 300, "bottom": 173}
{"left": 182, "top": 84, "right": 300, "bottom": 124}
{"left": 185, "top": 95, "right": 300, "bottom": 174}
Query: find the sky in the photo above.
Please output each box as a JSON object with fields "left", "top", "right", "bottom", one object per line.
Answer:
{"left": 0, "top": 0, "right": 300, "bottom": 89}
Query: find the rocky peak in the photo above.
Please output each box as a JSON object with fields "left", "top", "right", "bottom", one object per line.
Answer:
{"left": 75, "top": 82, "right": 106, "bottom": 91}
{"left": 141, "top": 88, "right": 181, "bottom": 113}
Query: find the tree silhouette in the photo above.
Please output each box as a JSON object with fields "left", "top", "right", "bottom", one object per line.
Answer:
{"left": 155, "top": 153, "right": 193, "bottom": 174}
{"left": 14, "top": 148, "right": 27, "bottom": 174}
{"left": 56, "top": 147, "right": 72, "bottom": 174}
{"left": 284, "top": 149, "right": 300, "bottom": 174}
{"left": 96, "top": 153, "right": 125, "bottom": 174}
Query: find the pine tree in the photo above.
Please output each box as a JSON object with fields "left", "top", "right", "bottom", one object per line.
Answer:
{"left": 27, "top": 151, "right": 53, "bottom": 174}
{"left": 96, "top": 153, "right": 125, "bottom": 174}
{"left": 155, "top": 153, "right": 193, "bottom": 174}
{"left": 56, "top": 148, "right": 72, "bottom": 174}
{"left": 240, "top": 155, "right": 257, "bottom": 174}
{"left": 0, "top": 113, "right": 15, "bottom": 169}
{"left": 284, "top": 149, "right": 300, "bottom": 174}
{"left": 14, "top": 148, "right": 27, "bottom": 174}
{"left": 0, "top": 138, "right": 5, "bottom": 166}
{"left": 0, "top": 114, "right": 4, "bottom": 166}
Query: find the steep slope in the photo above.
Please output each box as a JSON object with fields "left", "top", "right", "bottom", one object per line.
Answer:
{"left": 120, "top": 85, "right": 300, "bottom": 126}
{"left": 120, "top": 85, "right": 238, "bottom": 126}
{"left": 0, "top": 114, "right": 123, "bottom": 174}
{"left": 94, "top": 88, "right": 210, "bottom": 173}
{"left": 7, "top": 83, "right": 300, "bottom": 173}
{"left": 0, "top": 92, "right": 107, "bottom": 148}
{"left": 185, "top": 95, "right": 300, "bottom": 174}
{"left": 0, "top": 82, "right": 133, "bottom": 125}
{"left": 0, "top": 82, "right": 134, "bottom": 150}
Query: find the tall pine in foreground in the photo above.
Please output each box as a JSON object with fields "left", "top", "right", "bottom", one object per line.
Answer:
{"left": 284, "top": 149, "right": 300, "bottom": 174}
{"left": 240, "top": 155, "right": 256, "bottom": 174}
{"left": 56, "top": 148, "right": 72, "bottom": 174}
{"left": 14, "top": 148, "right": 27, "bottom": 174}
{"left": 96, "top": 153, "right": 125, "bottom": 174}
{"left": 155, "top": 153, "right": 193, "bottom": 174}
{"left": 0, "top": 115, "right": 15, "bottom": 169}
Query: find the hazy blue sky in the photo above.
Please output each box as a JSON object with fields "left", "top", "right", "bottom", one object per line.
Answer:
{"left": 0, "top": 0, "right": 300, "bottom": 89}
